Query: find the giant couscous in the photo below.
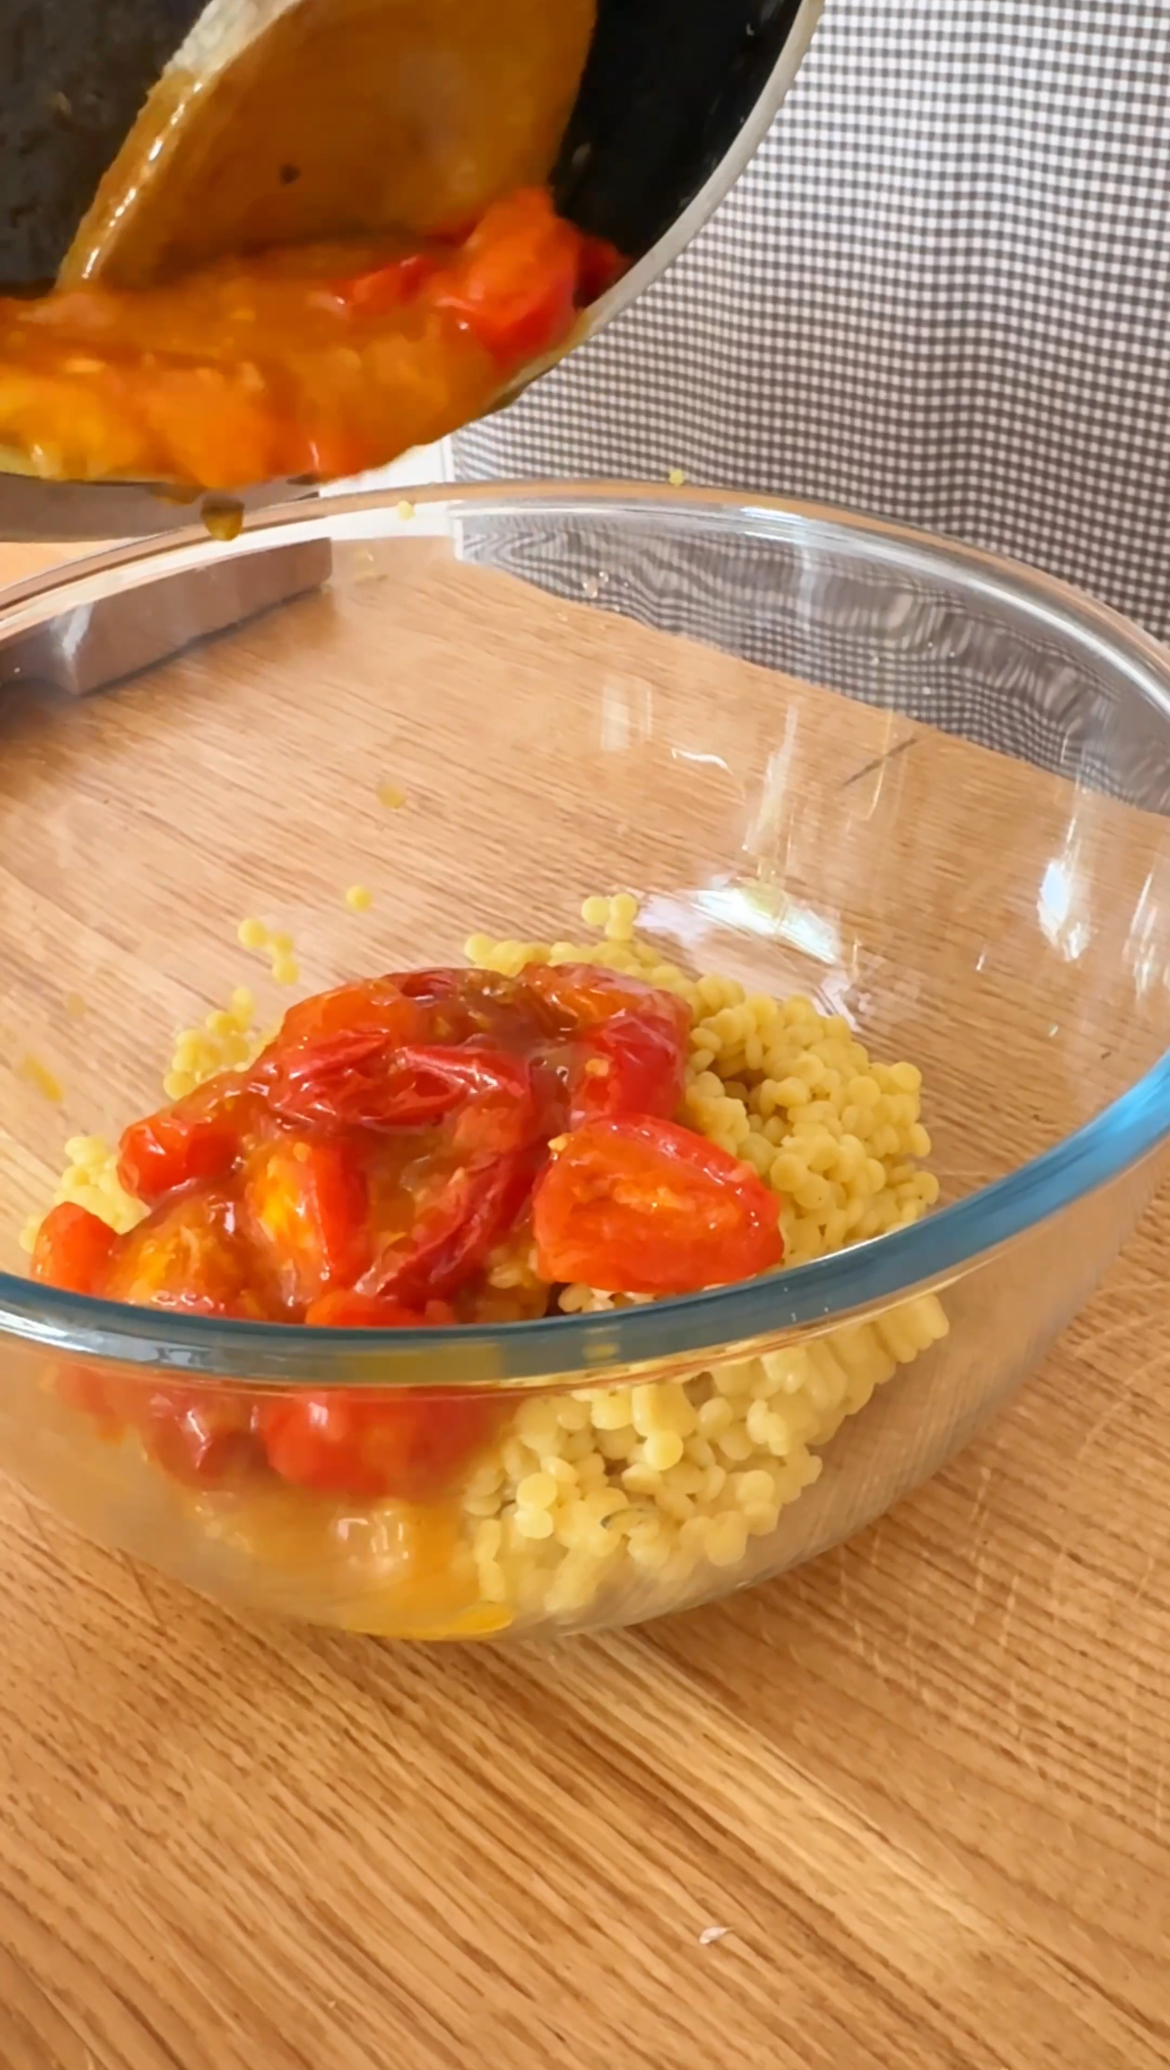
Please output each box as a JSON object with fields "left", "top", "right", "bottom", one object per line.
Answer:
{"left": 25, "top": 895, "right": 947, "bottom": 1633}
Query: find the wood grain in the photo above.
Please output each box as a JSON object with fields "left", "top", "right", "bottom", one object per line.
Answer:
{"left": 0, "top": 531, "right": 1167, "bottom": 2069}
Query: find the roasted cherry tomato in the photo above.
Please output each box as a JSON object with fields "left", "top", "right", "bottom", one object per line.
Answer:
{"left": 272, "top": 1033, "right": 539, "bottom": 1151}
{"left": 570, "top": 1010, "right": 687, "bottom": 1125}
{"left": 394, "top": 966, "right": 554, "bottom": 1047}
{"left": 441, "top": 1051, "right": 540, "bottom": 1154}
{"left": 262, "top": 1385, "right": 499, "bottom": 1501}
{"left": 522, "top": 963, "right": 691, "bottom": 1126}
{"left": 34, "top": 1206, "right": 124, "bottom": 1434}
{"left": 103, "top": 1190, "right": 271, "bottom": 1318}
{"left": 523, "top": 961, "right": 692, "bottom": 1040}
{"left": 433, "top": 188, "right": 581, "bottom": 367}
{"left": 272, "top": 978, "right": 430, "bottom": 1059}
{"left": 394, "top": 968, "right": 469, "bottom": 1004}
{"left": 117, "top": 1073, "right": 254, "bottom": 1204}
{"left": 533, "top": 1117, "right": 784, "bottom": 1295}
{"left": 31, "top": 1202, "right": 117, "bottom": 1295}
{"left": 133, "top": 1383, "right": 265, "bottom": 1487}
{"left": 263, "top": 977, "right": 437, "bottom": 1129}
{"left": 369, "top": 1149, "right": 539, "bottom": 1306}
{"left": 244, "top": 1136, "right": 370, "bottom": 1313}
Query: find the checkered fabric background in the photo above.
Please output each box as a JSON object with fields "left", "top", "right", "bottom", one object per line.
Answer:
{"left": 455, "top": 0, "right": 1170, "bottom": 657}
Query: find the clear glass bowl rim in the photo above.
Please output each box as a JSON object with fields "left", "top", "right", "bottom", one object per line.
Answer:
{"left": 3, "top": 480, "right": 1170, "bottom": 1385}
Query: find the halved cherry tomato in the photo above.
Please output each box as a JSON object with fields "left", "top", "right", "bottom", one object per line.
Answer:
{"left": 117, "top": 1073, "right": 254, "bottom": 1204}
{"left": 31, "top": 1202, "right": 117, "bottom": 1295}
{"left": 244, "top": 1136, "right": 370, "bottom": 1313}
{"left": 33, "top": 1206, "right": 123, "bottom": 1433}
{"left": 433, "top": 188, "right": 581, "bottom": 367}
{"left": 104, "top": 1190, "right": 271, "bottom": 1318}
{"left": 533, "top": 1117, "right": 784, "bottom": 1295}
{"left": 262, "top": 1384, "right": 499, "bottom": 1501}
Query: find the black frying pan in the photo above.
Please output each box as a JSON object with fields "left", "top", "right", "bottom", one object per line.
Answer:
{"left": 0, "top": 0, "right": 820, "bottom": 532}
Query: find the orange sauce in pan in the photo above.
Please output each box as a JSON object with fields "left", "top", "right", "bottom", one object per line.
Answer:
{"left": 0, "top": 0, "right": 607, "bottom": 489}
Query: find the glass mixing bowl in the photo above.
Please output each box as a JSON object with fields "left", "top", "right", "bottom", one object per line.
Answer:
{"left": 2, "top": 483, "right": 1169, "bottom": 1640}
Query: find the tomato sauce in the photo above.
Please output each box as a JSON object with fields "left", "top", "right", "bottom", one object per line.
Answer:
{"left": 0, "top": 189, "right": 621, "bottom": 487}
{"left": 32, "top": 963, "right": 784, "bottom": 1502}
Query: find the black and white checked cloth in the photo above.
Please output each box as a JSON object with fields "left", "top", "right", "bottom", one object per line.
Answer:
{"left": 455, "top": 0, "right": 1170, "bottom": 674}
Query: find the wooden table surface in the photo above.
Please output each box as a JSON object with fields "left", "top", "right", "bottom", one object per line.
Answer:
{"left": 0, "top": 533, "right": 1167, "bottom": 2070}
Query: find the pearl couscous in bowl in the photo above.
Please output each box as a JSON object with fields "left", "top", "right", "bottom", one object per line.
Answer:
{"left": 2, "top": 484, "right": 1170, "bottom": 1640}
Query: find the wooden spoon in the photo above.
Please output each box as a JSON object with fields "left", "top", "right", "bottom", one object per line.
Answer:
{"left": 62, "top": 0, "right": 596, "bottom": 289}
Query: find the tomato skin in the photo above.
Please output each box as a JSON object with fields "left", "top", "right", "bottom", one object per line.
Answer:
{"left": 394, "top": 967, "right": 467, "bottom": 1004}
{"left": 273, "top": 978, "right": 430, "bottom": 1058}
{"left": 570, "top": 1010, "right": 687, "bottom": 1126}
{"left": 523, "top": 961, "right": 692, "bottom": 1040}
{"left": 521, "top": 964, "right": 691, "bottom": 1127}
{"left": 272, "top": 1035, "right": 539, "bottom": 1152}
{"left": 533, "top": 1117, "right": 784, "bottom": 1295}
{"left": 117, "top": 1074, "right": 253, "bottom": 1205}
{"left": 394, "top": 967, "right": 556, "bottom": 1048}
{"left": 441, "top": 1050, "right": 540, "bottom": 1155}
{"left": 264, "top": 979, "right": 433, "bottom": 1123}
{"left": 31, "top": 1202, "right": 117, "bottom": 1296}
{"left": 368, "top": 1148, "right": 539, "bottom": 1306}
{"left": 433, "top": 188, "right": 581, "bottom": 368}
{"left": 268, "top": 1028, "right": 426, "bottom": 1127}
{"left": 244, "top": 1136, "right": 370, "bottom": 1313}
